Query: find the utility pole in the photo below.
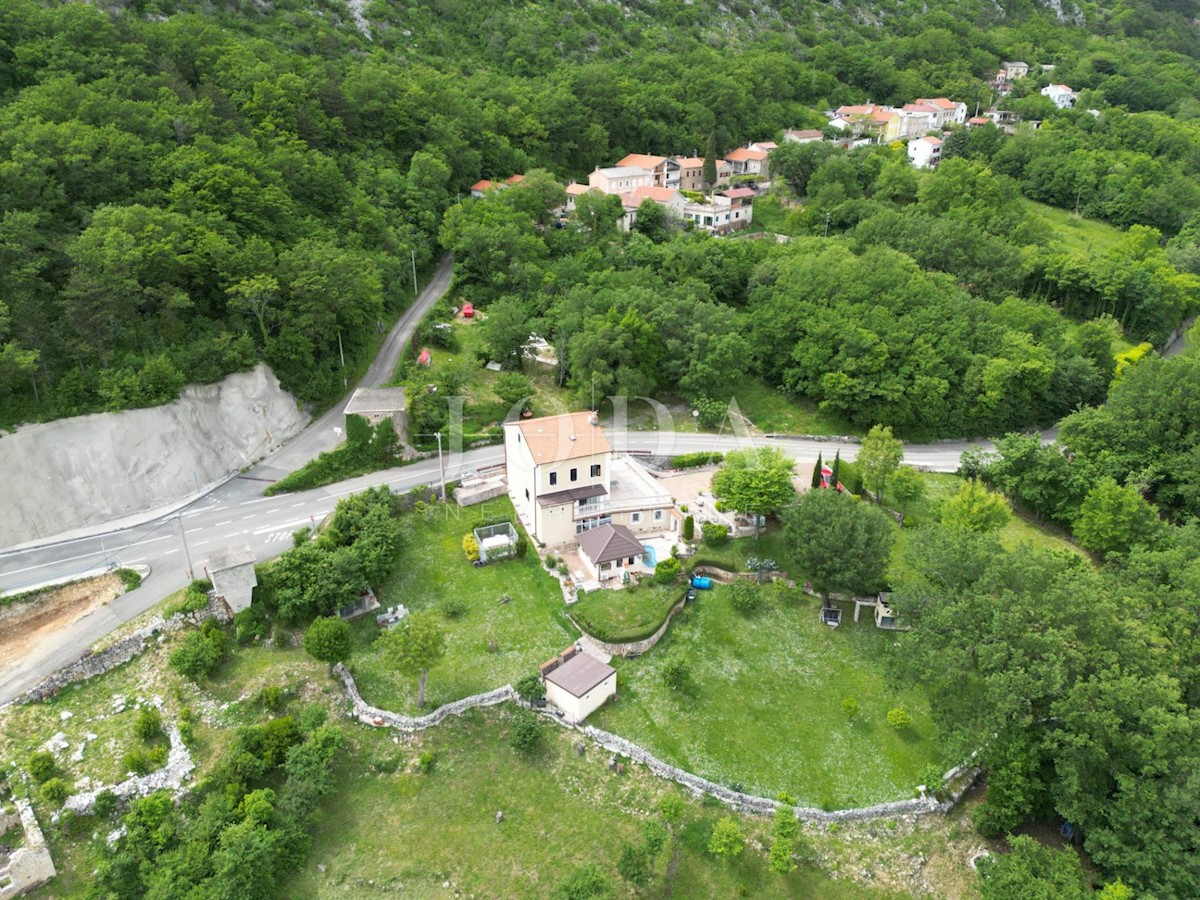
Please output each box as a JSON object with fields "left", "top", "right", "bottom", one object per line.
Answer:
{"left": 411, "top": 248, "right": 418, "bottom": 297}
{"left": 177, "top": 515, "right": 194, "bottom": 581}
{"left": 435, "top": 431, "right": 448, "bottom": 503}
{"left": 337, "top": 330, "right": 347, "bottom": 389}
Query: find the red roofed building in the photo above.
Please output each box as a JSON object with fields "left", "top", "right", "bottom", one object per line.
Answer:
{"left": 724, "top": 146, "right": 770, "bottom": 176}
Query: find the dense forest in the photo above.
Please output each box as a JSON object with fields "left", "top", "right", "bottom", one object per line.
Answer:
{"left": 2, "top": 0, "right": 1200, "bottom": 430}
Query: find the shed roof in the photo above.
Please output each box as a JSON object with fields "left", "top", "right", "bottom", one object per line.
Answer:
{"left": 345, "top": 386, "right": 407, "bottom": 415}
{"left": 544, "top": 652, "right": 616, "bottom": 698}
{"left": 577, "top": 523, "right": 645, "bottom": 565}
{"left": 207, "top": 545, "right": 255, "bottom": 572}
{"left": 510, "top": 411, "right": 611, "bottom": 464}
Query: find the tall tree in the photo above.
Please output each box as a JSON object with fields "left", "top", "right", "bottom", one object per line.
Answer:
{"left": 783, "top": 489, "right": 894, "bottom": 602}
{"left": 857, "top": 424, "right": 904, "bottom": 505}
{"left": 703, "top": 132, "right": 718, "bottom": 192}
{"left": 302, "top": 615, "right": 352, "bottom": 675}
{"left": 1074, "top": 477, "right": 1163, "bottom": 559}
{"left": 941, "top": 479, "right": 1011, "bottom": 533}
{"left": 382, "top": 610, "right": 446, "bottom": 708}
{"left": 712, "top": 447, "right": 796, "bottom": 538}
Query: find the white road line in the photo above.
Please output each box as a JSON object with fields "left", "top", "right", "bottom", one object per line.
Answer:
{"left": 267, "top": 508, "right": 280, "bottom": 514}
{"left": 215, "top": 520, "right": 232, "bottom": 526}
{"left": 252, "top": 519, "right": 313, "bottom": 536}
{"left": 164, "top": 549, "right": 177, "bottom": 555}
{"left": 3, "top": 548, "right": 107, "bottom": 576}
{"left": 241, "top": 496, "right": 276, "bottom": 505}
{"left": 290, "top": 503, "right": 304, "bottom": 508}
{"left": 185, "top": 528, "right": 203, "bottom": 534}
{"left": 124, "top": 557, "right": 145, "bottom": 563}
{"left": 196, "top": 541, "right": 211, "bottom": 546}
{"left": 242, "top": 515, "right": 256, "bottom": 520}
{"left": 125, "top": 535, "right": 171, "bottom": 549}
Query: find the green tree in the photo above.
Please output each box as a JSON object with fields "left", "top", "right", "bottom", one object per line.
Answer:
{"left": 784, "top": 489, "right": 894, "bottom": 602}
{"left": 302, "top": 616, "right": 352, "bottom": 675}
{"left": 381, "top": 610, "right": 446, "bottom": 708}
{"left": 1074, "top": 477, "right": 1163, "bottom": 559}
{"left": 707, "top": 816, "right": 745, "bottom": 859}
{"left": 888, "top": 467, "right": 925, "bottom": 520}
{"left": 509, "top": 709, "right": 544, "bottom": 752}
{"left": 703, "top": 132, "right": 718, "bottom": 191}
{"left": 811, "top": 452, "right": 823, "bottom": 489}
{"left": 941, "top": 480, "right": 1011, "bottom": 533}
{"left": 633, "top": 198, "right": 671, "bottom": 242}
{"left": 480, "top": 296, "right": 531, "bottom": 370}
{"left": 977, "top": 835, "right": 1089, "bottom": 900}
{"left": 712, "top": 447, "right": 795, "bottom": 537}
{"left": 857, "top": 424, "right": 904, "bottom": 505}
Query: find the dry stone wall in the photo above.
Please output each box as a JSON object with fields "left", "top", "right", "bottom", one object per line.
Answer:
{"left": 336, "top": 664, "right": 515, "bottom": 731}
{"left": 60, "top": 723, "right": 194, "bottom": 819}
{"left": 16, "top": 595, "right": 231, "bottom": 706}
{"left": 0, "top": 800, "right": 56, "bottom": 899}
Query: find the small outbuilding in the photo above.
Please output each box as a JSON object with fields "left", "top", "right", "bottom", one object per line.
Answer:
{"left": 473, "top": 521, "right": 519, "bottom": 562}
{"left": 207, "top": 545, "right": 257, "bottom": 614}
{"left": 542, "top": 647, "right": 617, "bottom": 724}
{"left": 344, "top": 386, "right": 408, "bottom": 443}
{"left": 577, "top": 523, "right": 646, "bottom": 583}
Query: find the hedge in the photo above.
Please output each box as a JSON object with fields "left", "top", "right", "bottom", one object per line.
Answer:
{"left": 670, "top": 451, "right": 725, "bottom": 469}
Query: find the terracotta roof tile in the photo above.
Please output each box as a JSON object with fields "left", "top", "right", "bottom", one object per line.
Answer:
{"left": 512, "top": 411, "right": 611, "bottom": 463}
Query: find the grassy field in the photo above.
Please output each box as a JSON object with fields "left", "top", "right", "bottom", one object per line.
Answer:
{"left": 347, "top": 496, "right": 579, "bottom": 713}
{"left": 749, "top": 194, "right": 793, "bottom": 234}
{"left": 727, "top": 376, "right": 857, "bottom": 435}
{"left": 286, "top": 709, "right": 910, "bottom": 899}
{"left": 592, "top": 584, "right": 940, "bottom": 809}
{"left": 571, "top": 581, "right": 684, "bottom": 643}
{"left": 1024, "top": 199, "right": 1127, "bottom": 255}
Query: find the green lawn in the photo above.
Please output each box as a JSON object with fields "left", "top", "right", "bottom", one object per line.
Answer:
{"left": 347, "top": 496, "right": 578, "bottom": 713}
{"left": 1024, "top": 199, "right": 1127, "bottom": 255}
{"left": 286, "top": 709, "right": 909, "bottom": 899}
{"left": 592, "top": 584, "right": 940, "bottom": 809}
{"left": 571, "top": 581, "right": 684, "bottom": 643}
{"left": 727, "top": 376, "right": 857, "bottom": 435}
{"left": 750, "top": 194, "right": 792, "bottom": 234}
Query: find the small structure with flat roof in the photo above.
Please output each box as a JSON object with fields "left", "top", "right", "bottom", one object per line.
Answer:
{"left": 541, "top": 646, "right": 617, "bottom": 724}
{"left": 207, "top": 545, "right": 257, "bottom": 614}
{"left": 344, "top": 386, "right": 407, "bottom": 442}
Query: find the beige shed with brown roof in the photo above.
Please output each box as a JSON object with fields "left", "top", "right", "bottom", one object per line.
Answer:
{"left": 543, "top": 651, "right": 617, "bottom": 724}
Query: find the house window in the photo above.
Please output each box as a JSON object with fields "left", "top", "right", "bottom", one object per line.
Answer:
{"left": 549, "top": 471, "right": 557, "bottom": 486}
{"left": 591, "top": 464, "right": 601, "bottom": 478}
{"left": 628, "top": 557, "right": 635, "bottom": 565}
{"left": 570, "top": 468, "right": 578, "bottom": 482}
{"left": 654, "top": 510, "right": 664, "bottom": 522}
{"left": 631, "top": 512, "right": 642, "bottom": 524}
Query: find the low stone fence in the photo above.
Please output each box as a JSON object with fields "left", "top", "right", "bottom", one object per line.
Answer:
{"left": 18, "top": 596, "right": 232, "bottom": 705}
{"left": 582, "top": 726, "right": 942, "bottom": 824}
{"left": 60, "top": 723, "right": 195, "bottom": 819}
{"left": 336, "top": 664, "right": 515, "bottom": 731}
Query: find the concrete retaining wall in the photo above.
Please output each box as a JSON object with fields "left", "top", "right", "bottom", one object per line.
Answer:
{"left": 0, "top": 365, "right": 306, "bottom": 547}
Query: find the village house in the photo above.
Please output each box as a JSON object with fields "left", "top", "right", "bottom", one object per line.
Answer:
{"left": 344, "top": 386, "right": 407, "bottom": 443}
{"left": 885, "top": 103, "right": 938, "bottom": 141}
{"left": 907, "top": 135, "right": 943, "bottom": 169}
{"left": 783, "top": 128, "right": 824, "bottom": 144}
{"left": 1041, "top": 83, "right": 1078, "bottom": 109}
{"left": 563, "top": 182, "right": 595, "bottom": 212}
{"left": 829, "top": 104, "right": 897, "bottom": 140}
{"left": 1001, "top": 61, "right": 1030, "bottom": 80}
{"left": 748, "top": 140, "right": 777, "bottom": 153}
{"left": 915, "top": 97, "right": 968, "bottom": 128}
{"left": 673, "top": 156, "right": 732, "bottom": 192}
{"left": 682, "top": 188, "right": 754, "bottom": 234}
{"left": 621, "top": 185, "right": 686, "bottom": 218}
{"left": 615, "top": 154, "right": 681, "bottom": 190}
{"left": 469, "top": 179, "right": 495, "bottom": 198}
{"left": 503, "top": 411, "right": 675, "bottom": 548}
{"left": 588, "top": 165, "right": 654, "bottom": 194}
{"left": 724, "top": 145, "right": 770, "bottom": 176}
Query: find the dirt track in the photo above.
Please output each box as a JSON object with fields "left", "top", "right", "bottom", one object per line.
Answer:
{"left": 0, "top": 574, "right": 124, "bottom": 665}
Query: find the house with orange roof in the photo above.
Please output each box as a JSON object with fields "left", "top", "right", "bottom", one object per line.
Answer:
{"left": 783, "top": 129, "right": 824, "bottom": 144}
{"left": 588, "top": 165, "right": 654, "bottom": 195}
{"left": 916, "top": 97, "right": 968, "bottom": 128}
{"left": 615, "top": 154, "right": 681, "bottom": 189}
{"left": 505, "top": 174, "right": 525, "bottom": 185}
{"left": 674, "top": 156, "right": 733, "bottom": 192}
{"left": 1041, "top": 84, "right": 1078, "bottom": 109}
{"left": 907, "top": 135, "right": 943, "bottom": 169}
{"left": 621, "top": 185, "right": 686, "bottom": 217}
{"left": 829, "top": 105, "right": 897, "bottom": 140}
{"left": 470, "top": 179, "right": 496, "bottom": 198}
{"left": 504, "top": 411, "right": 675, "bottom": 547}
{"left": 724, "top": 145, "right": 770, "bottom": 176}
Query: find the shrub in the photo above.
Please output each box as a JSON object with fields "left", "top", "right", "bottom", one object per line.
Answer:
{"left": 122, "top": 745, "right": 168, "bottom": 776}
{"left": 660, "top": 793, "right": 685, "bottom": 827}
{"left": 887, "top": 707, "right": 913, "bottom": 730}
{"left": 179, "top": 721, "right": 195, "bottom": 746}
{"left": 440, "top": 596, "right": 468, "bottom": 619}
{"left": 662, "top": 658, "right": 691, "bottom": 692}
{"left": 545, "top": 554, "right": 557, "bottom": 568}
{"left": 169, "top": 618, "right": 229, "bottom": 681}
{"left": 135, "top": 707, "right": 164, "bottom": 743}
{"left": 842, "top": 697, "right": 860, "bottom": 719}
{"left": 233, "top": 606, "right": 268, "bottom": 645}
{"left": 27, "top": 751, "right": 57, "bottom": 785}
{"left": 701, "top": 522, "right": 730, "bottom": 546}
{"left": 555, "top": 863, "right": 611, "bottom": 900}
{"left": 708, "top": 816, "right": 745, "bottom": 859}
{"left": 653, "top": 556, "right": 682, "bottom": 584}
{"left": 39, "top": 777, "right": 71, "bottom": 808}
{"left": 510, "top": 710, "right": 544, "bottom": 752}
{"left": 728, "top": 580, "right": 763, "bottom": 614}
{"left": 617, "top": 843, "right": 651, "bottom": 886}
{"left": 643, "top": 819, "right": 668, "bottom": 856}
{"left": 515, "top": 673, "right": 546, "bottom": 703}
{"left": 682, "top": 515, "right": 694, "bottom": 540}
{"left": 515, "top": 535, "right": 529, "bottom": 559}
{"left": 462, "top": 533, "right": 480, "bottom": 562}
{"left": 93, "top": 789, "right": 118, "bottom": 819}
{"left": 116, "top": 568, "right": 142, "bottom": 591}
{"left": 257, "top": 685, "right": 286, "bottom": 712}
{"left": 670, "top": 451, "right": 725, "bottom": 469}
{"left": 302, "top": 616, "right": 352, "bottom": 673}
{"left": 417, "top": 751, "right": 437, "bottom": 774}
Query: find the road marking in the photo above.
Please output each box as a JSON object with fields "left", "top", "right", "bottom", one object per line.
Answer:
{"left": 164, "top": 549, "right": 177, "bottom": 555}
{"left": 185, "top": 528, "right": 203, "bottom": 534}
{"left": 291, "top": 503, "right": 304, "bottom": 508}
{"left": 253, "top": 519, "right": 313, "bottom": 536}
{"left": 215, "top": 520, "right": 232, "bottom": 526}
{"left": 196, "top": 541, "right": 211, "bottom": 547}
{"left": 124, "top": 557, "right": 145, "bottom": 563}
{"left": 241, "top": 496, "right": 276, "bottom": 505}
{"left": 242, "top": 515, "right": 256, "bottom": 520}
{"left": 2, "top": 548, "right": 106, "bottom": 576}
{"left": 267, "top": 508, "right": 280, "bottom": 514}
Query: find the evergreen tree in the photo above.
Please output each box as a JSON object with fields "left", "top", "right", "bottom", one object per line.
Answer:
{"left": 831, "top": 450, "right": 841, "bottom": 489}
{"left": 812, "top": 452, "right": 823, "bottom": 489}
{"left": 703, "top": 132, "right": 718, "bottom": 191}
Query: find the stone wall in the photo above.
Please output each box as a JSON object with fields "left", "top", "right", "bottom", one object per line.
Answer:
{"left": 60, "top": 723, "right": 194, "bottom": 819}
{"left": 0, "top": 800, "right": 56, "bottom": 899}
{"left": 336, "top": 664, "right": 515, "bottom": 731}
{"left": 568, "top": 595, "right": 688, "bottom": 658}
{"left": 16, "top": 595, "right": 231, "bottom": 706}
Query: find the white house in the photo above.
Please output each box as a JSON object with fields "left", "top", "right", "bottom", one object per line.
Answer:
{"left": 783, "top": 129, "right": 824, "bottom": 144}
{"left": 541, "top": 647, "right": 617, "bottom": 724}
{"left": 621, "top": 185, "right": 686, "bottom": 217}
{"left": 907, "top": 136, "right": 943, "bottom": 169}
{"left": 576, "top": 522, "right": 648, "bottom": 582}
{"left": 915, "top": 97, "right": 968, "bottom": 128}
{"left": 1001, "top": 61, "right": 1030, "bottom": 80}
{"left": 503, "top": 411, "right": 675, "bottom": 546}
{"left": 724, "top": 145, "right": 770, "bottom": 176}
{"left": 207, "top": 545, "right": 257, "bottom": 614}
{"left": 615, "top": 154, "right": 681, "bottom": 190}
{"left": 681, "top": 189, "right": 754, "bottom": 234}
{"left": 1041, "top": 84, "right": 1078, "bottom": 109}
{"left": 589, "top": 165, "right": 654, "bottom": 195}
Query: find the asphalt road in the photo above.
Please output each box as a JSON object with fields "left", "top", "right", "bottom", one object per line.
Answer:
{"left": 0, "top": 429, "right": 984, "bottom": 704}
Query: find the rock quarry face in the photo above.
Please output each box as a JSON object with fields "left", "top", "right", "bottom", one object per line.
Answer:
{"left": 0, "top": 365, "right": 307, "bottom": 548}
